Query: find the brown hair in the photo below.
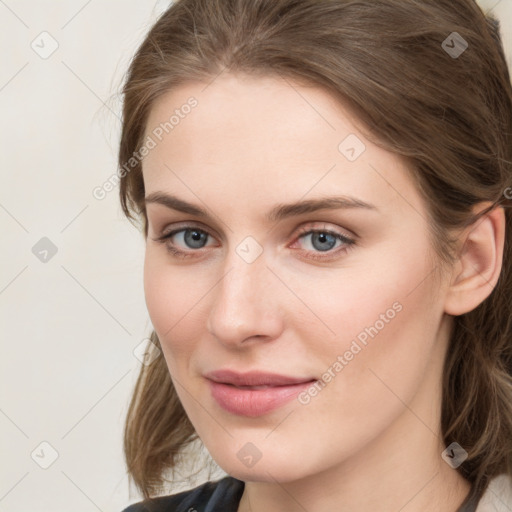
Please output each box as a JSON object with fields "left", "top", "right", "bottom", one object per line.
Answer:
{"left": 118, "top": 0, "right": 512, "bottom": 502}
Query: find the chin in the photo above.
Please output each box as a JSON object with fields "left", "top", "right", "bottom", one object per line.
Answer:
{"left": 213, "top": 450, "right": 312, "bottom": 484}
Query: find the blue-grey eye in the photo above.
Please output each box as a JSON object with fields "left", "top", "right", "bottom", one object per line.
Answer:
{"left": 180, "top": 229, "right": 209, "bottom": 249}
{"left": 306, "top": 232, "right": 338, "bottom": 252}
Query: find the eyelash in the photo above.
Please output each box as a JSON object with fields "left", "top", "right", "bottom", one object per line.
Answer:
{"left": 151, "top": 224, "right": 356, "bottom": 261}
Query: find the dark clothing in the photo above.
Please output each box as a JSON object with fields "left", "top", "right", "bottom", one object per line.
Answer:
{"left": 121, "top": 476, "right": 480, "bottom": 512}
{"left": 121, "top": 477, "right": 244, "bottom": 512}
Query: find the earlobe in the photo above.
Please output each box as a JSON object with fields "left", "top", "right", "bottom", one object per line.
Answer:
{"left": 444, "top": 203, "right": 506, "bottom": 317}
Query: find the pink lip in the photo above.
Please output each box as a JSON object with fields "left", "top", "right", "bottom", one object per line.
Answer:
{"left": 205, "top": 369, "right": 317, "bottom": 417}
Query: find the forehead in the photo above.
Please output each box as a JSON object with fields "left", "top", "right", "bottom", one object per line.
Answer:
{"left": 142, "top": 73, "right": 425, "bottom": 221}
{"left": 144, "top": 72, "right": 360, "bottom": 154}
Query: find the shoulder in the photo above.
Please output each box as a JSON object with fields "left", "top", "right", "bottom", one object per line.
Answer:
{"left": 476, "top": 474, "right": 512, "bottom": 512}
{"left": 120, "top": 476, "right": 245, "bottom": 512}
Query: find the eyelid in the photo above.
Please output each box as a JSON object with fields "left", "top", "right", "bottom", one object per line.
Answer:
{"left": 153, "top": 219, "right": 355, "bottom": 240}
{"left": 289, "top": 224, "right": 356, "bottom": 261}
{"left": 294, "top": 222, "right": 357, "bottom": 241}
{"left": 152, "top": 221, "right": 219, "bottom": 242}
{"left": 151, "top": 221, "right": 357, "bottom": 260}
{"left": 152, "top": 224, "right": 218, "bottom": 247}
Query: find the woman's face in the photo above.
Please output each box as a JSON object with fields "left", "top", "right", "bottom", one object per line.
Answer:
{"left": 141, "top": 73, "right": 453, "bottom": 482}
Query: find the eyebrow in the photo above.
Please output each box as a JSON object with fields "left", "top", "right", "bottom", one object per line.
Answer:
{"left": 144, "top": 192, "right": 378, "bottom": 222}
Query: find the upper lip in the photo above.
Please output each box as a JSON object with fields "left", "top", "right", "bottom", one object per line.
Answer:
{"left": 205, "top": 369, "right": 316, "bottom": 387}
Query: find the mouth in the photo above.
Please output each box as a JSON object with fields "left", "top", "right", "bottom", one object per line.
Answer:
{"left": 228, "top": 384, "right": 297, "bottom": 390}
{"left": 204, "top": 370, "right": 317, "bottom": 417}
{"left": 204, "top": 369, "right": 316, "bottom": 387}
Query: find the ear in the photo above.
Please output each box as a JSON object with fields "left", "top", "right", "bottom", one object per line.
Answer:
{"left": 444, "top": 203, "right": 506, "bottom": 316}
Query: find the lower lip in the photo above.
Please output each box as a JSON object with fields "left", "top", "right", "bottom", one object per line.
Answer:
{"left": 207, "top": 379, "right": 316, "bottom": 417}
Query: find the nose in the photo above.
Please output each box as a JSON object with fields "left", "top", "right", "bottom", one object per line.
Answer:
{"left": 206, "top": 245, "right": 283, "bottom": 348}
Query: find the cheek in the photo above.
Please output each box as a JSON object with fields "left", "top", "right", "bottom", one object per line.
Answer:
{"left": 143, "top": 253, "right": 174, "bottom": 332}
{"left": 299, "top": 234, "right": 440, "bottom": 381}
{"left": 325, "top": 243, "right": 440, "bottom": 403}
{"left": 143, "top": 250, "right": 211, "bottom": 366}
{"left": 143, "top": 251, "right": 222, "bottom": 413}
{"left": 303, "top": 246, "right": 428, "bottom": 328}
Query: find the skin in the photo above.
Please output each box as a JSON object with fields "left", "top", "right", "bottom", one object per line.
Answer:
{"left": 141, "top": 72, "right": 505, "bottom": 512}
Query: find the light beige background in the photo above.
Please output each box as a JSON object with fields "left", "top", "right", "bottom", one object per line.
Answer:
{"left": 0, "top": 1, "right": 511, "bottom": 511}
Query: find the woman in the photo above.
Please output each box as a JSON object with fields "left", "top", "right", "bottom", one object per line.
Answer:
{"left": 118, "top": 0, "right": 512, "bottom": 510}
